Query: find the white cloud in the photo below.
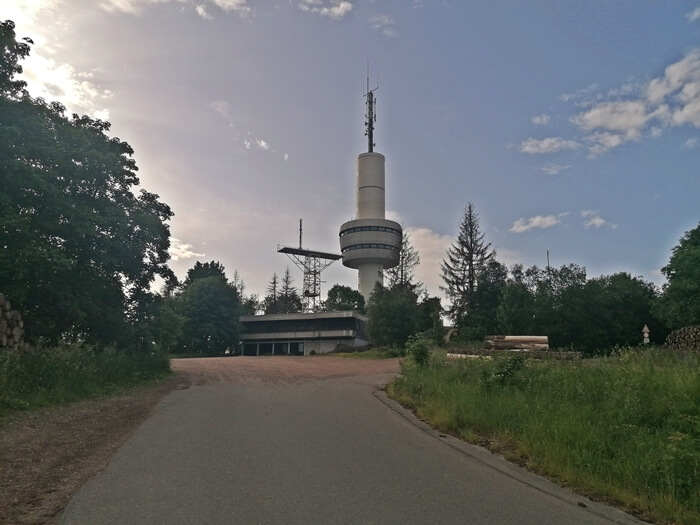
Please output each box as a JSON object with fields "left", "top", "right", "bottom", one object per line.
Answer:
{"left": 509, "top": 214, "right": 566, "bottom": 233}
{"left": 243, "top": 135, "right": 272, "bottom": 151}
{"left": 211, "top": 0, "right": 251, "bottom": 16}
{"left": 209, "top": 100, "right": 231, "bottom": 120}
{"left": 22, "top": 52, "right": 113, "bottom": 119}
{"left": 195, "top": 4, "right": 213, "bottom": 18}
{"left": 100, "top": 0, "right": 178, "bottom": 15}
{"left": 100, "top": 0, "right": 251, "bottom": 16}
{"left": 369, "top": 14, "right": 398, "bottom": 37}
{"left": 686, "top": 7, "right": 700, "bottom": 22}
{"left": 684, "top": 137, "right": 700, "bottom": 149}
{"left": 519, "top": 137, "right": 579, "bottom": 154}
{"left": 532, "top": 114, "right": 550, "bottom": 125}
{"left": 527, "top": 48, "right": 700, "bottom": 156}
{"left": 559, "top": 83, "right": 599, "bottom": 103}
{"left": 404, "top": 226, "right": 454, "bottom": 299}
{"left": 298, "top": 0, "right": 353, "bottom": 20}
{"left": 541, "top": 163, "right": 571, "bottom": 175}
{"left": 581, "top": 209, "right": 617, "bottom": 230}
{"left": 169, "top": 238, "right": 205, "bottom": 261}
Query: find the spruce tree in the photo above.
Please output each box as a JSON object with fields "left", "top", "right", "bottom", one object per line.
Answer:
{"left": 440, "top": 203, "right": 494, "bottom": 326}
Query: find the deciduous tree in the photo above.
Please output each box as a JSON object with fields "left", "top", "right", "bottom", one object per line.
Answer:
{"left": 0, "top": 22, "right": 174, "bottom": 344}
{"left": 654, "top": 223, "right": 700, "bottom": 329}
{"left": 324, "top": 284, "right": 365, "bottom": 313}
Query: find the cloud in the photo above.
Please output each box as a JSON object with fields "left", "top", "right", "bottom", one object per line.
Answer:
{"left": 519, "top": 137, "right": 579, "bottom": 154}
{"left": 100, "top": 0, "right": 251, "bottom": 16}
{"left": 581, "top": 210, "right": 617, "bottom": 230}
{"left": 687, "top": 7, "right": 700, "bottom": 22}
{"left": 559, "top": 83, "right": 599, "bottom": 103}
{"left": 22, "top": 53, "right": 113, "bottom": 119}
{"left": 541, "top": 163, "right": 571, "bottom": 175}
{"left": 510, "top": 214, "right": 567, "bottom": 233}
{"left": 195, "top": 4, "right": 213, "bottom": 18}
{"left": 532, "top": 114, "right": 550, "bottom": 125}
{"left": 298, "top": 0, "right": 353, "bottom": 20}
{"left": 209, "top": 100, "right": 231, "bottom": 120}
{"left": 243, "top": 135, "right": 272, "bottom": 151}
{"left": 369, "top": 14, "right": 398, "bottom": 37}
{"left": 211, "top": 0, "right": 251, "bottom": 16}
{"left": 683, "top": 137, "right": 700, "bottom": 149}
{"left": 169, "top": 238, "right": 205, "bottom": 261}
{"left": 404, "top": 226, "right": 454, "bottom": 298}
{"left": 526, "top": 48, "right": 700, "bottom": 156}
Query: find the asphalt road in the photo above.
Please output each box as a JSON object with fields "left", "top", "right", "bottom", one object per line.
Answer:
{"left": 60, "top": 358, "right": 643, "bottom": 525}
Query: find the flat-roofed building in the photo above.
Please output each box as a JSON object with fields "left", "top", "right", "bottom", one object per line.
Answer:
{"left": 239, "top": 311, "right": 368, "bottom": 356}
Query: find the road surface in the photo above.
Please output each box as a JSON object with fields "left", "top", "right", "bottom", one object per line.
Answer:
{"left": 60, "top": 357, "right": 642, "bottom": 525}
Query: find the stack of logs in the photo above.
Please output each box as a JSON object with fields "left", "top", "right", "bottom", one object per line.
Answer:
{"left": 0, "top": 294, "right": 25, "bottom": 349}
{"left": 484, "top": 335, "right": 549, "bottom": 351}
{"left": 666, "top": 326, "right": 700, "bottom": 351}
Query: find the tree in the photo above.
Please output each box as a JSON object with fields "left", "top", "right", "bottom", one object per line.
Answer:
{"left": 323, "top": 284, "right": 365, "bottom": 313}
{"left": 461, "top": 258, "right": 507, "bottom": 340}
{"left": 497, "top": 264, "right": 536, "bottom": 335}
{"left": 0, "top": 23, "right": 174, "bottom": 345}
{"left": 182, "top": 261, "right": 228, "bottom": 289}
{"left": 178, "top": 276, "right": 241, "bottom": 355}
{"left": 385, "top": 229, "right": 423, "bottom": 293}
{"left": 366, "top": 284, "right": 420, "bottom": 348}
{"left": 440, "top": 203, "right": 494, "bottom": 330}
{"left": 277, "top": 267, "right": 303, "bottom": 314}
{"left": 262, "top": 272, "right": 281, "bottom": 314}
{"left": 654, "top": 223, "right": 700, "bottom": 329}
{"left": 0, "top": 21, "right": 31, "bottom": 98}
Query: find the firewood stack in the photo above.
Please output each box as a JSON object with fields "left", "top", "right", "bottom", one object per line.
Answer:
{"left": 0, "top": 294, "right": 25, "bottom": 349}
{"left": 666, "top": 326, "right": 700, "bottom": 351}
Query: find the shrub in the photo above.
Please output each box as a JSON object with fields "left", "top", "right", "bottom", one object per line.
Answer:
{"left": 405, "top": 335, "right": 431, "bottom": 367}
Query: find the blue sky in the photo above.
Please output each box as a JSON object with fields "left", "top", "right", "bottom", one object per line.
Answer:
{"left": 7, "top": 1, "right": 700, "bottom": 302}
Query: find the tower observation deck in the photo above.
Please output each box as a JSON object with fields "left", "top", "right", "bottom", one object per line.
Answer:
{"left": 339, "top": 77, "right": 402, "bottom": 301}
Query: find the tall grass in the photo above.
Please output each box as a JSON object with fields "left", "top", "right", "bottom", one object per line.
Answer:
{"left": 0, "top": 343, "right": 171, "bottom": 416}
{"left": 388, "top": 347, "right": 699, "bottom": 525}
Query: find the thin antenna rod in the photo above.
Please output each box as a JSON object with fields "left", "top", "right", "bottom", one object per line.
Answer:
{"left": 299, "top": 218, "right": 303, "bottom": 249}
{"left": 364, "top": 63, "right": 378, "bottom": 153}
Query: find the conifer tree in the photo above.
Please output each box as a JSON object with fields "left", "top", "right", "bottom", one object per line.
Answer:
{"left": 440, "top": 203, "right": 494, "bottom": 325}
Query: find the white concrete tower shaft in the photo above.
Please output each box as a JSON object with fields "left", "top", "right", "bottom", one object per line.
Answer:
{"left": 339, "top": 80, "right": 401, "bottom": 302}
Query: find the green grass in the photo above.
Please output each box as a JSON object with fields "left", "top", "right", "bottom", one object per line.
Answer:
{"left": 330, "top": 347, "right": 404, "bottom": 359}
{"left": 388, "top": 347, "right": 700, "bottom": 525}
{"left": 0, "top": 343, "right": 171, "bottom": 417}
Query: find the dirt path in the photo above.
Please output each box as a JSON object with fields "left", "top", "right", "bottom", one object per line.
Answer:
{"left": 0, "top": 356, "right": 399, "bottom": 524}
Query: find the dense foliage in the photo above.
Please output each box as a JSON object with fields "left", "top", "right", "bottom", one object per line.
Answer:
{"left": 366, "top": 283, "right": 442, "bottom": 348}
{"left": 654, "top": 222, "right": 700, "bottom": 329}
{"left": 1, "top": 21, "right": 174, "bottom": 347}
{"left": 323, "top": 284, "right": 365, "bottom": 313}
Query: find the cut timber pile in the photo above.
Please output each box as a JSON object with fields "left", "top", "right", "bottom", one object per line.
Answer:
{"left": 484, "top": 335, "right": 549, "bottom": 351}
{"left": 666, "top": 326, "right": 700, "bottom": 351}
{"left": 448, "top": 335, "right": 581, "bottom": 360}
{"left": 0, "top": 293, "right": 25, "bottom": 349}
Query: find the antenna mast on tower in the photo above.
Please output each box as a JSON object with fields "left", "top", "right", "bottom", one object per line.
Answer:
{"left": 364, "top": 65, "right": 378, "bottom": 152}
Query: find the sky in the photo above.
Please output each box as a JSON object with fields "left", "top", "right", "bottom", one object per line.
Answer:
{"left": 6, "top": 0, "right": 700, "bottom": 304}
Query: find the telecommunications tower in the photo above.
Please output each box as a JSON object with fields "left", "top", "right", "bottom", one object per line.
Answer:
{"left": 339, "top": 76, "right": 402, "bottom": 302}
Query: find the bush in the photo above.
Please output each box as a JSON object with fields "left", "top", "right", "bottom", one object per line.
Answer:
{"left": 0, "top": 343, "right": 171, "bottom": 416}
{"left": 405, "top": 335, "right": 431, "bottom": 367}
